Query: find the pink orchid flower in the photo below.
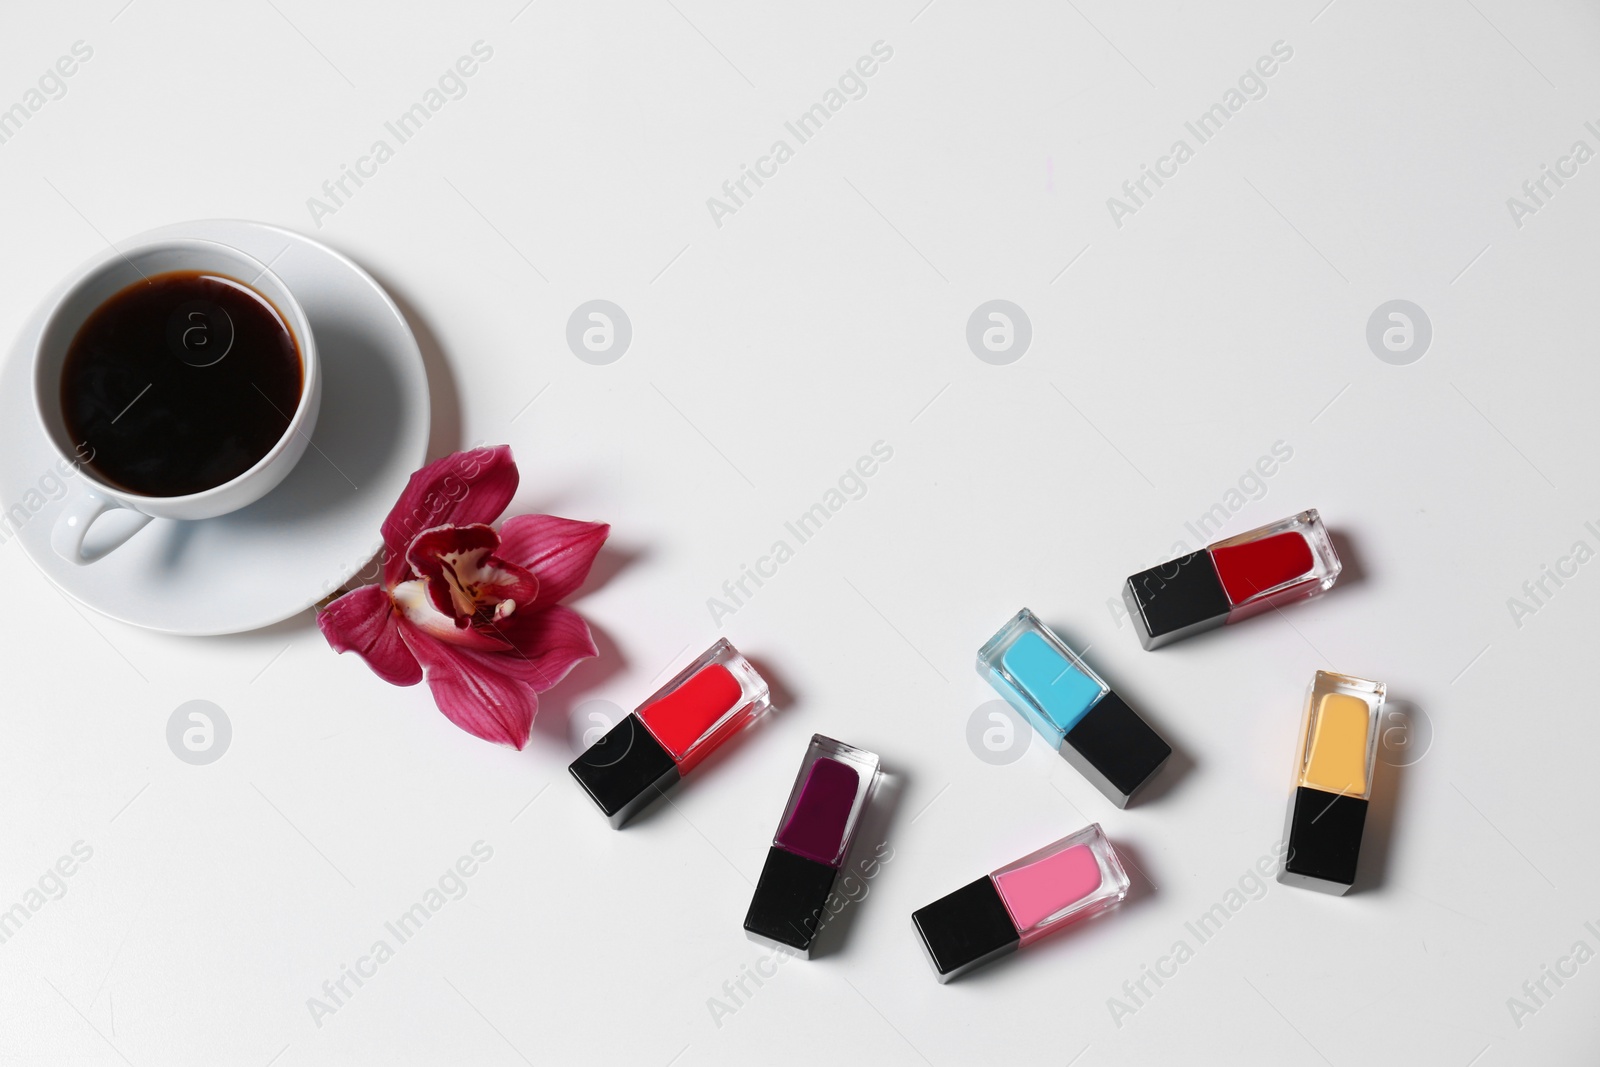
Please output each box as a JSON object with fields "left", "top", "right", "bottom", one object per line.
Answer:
{"left": 317, "top": 445, "right": 608, "bottom": 749}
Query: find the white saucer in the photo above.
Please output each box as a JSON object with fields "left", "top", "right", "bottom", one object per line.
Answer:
{"left": 0, "top": 219, "right": 430, "bottom": 635}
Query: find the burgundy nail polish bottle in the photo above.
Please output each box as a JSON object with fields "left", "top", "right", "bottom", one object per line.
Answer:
{"left": 744, "top": 735, "right": 880, "bottom": 958}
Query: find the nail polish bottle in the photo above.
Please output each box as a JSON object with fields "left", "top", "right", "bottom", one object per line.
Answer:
{"left": 912, "top": 824, "right": 1129, "bottom": 982}
{"left": 978, "top": 609, "right": 1171, "bottom": 806}
{"left": 1123, "top": 509, "right": 1341, "bottom": 649}
{"left": 1280, "top": 670, "right": 1385, "bottom": 894}
{"left": 568, "top": 639, "right": 770, "bottom": 828}
{"left": 744, "top": 735, "right": 880, "bottom": 958}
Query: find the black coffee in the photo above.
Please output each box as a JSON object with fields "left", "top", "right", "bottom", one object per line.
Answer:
{"left": 61, "top": 270, "right": 303, "bottom": 497}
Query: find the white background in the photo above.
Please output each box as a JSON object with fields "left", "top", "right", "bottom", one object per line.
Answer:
{"left": 2, "top": 1, "right": 1598, "bottom": 1064}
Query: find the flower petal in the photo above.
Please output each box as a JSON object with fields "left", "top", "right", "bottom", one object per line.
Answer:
{"left": 397, "top": 621, "right": 539, "bottom": 748}
{"left": 380, "top": 445, "right": 518, "bottom": 586}
{"left": 392, "top": 579, "right": 511, "bottom": 651}
{"left": 496, "top": 515, "right": 610, "bottom": 608}
{"left": 317, "top": 584, "right": 422, "bottom": 686}
{"left": 491, "top": 604, "right": 599, "bottom": 693}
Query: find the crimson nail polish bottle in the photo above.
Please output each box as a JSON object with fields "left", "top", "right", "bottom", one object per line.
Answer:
{"left": 1123, "top": 509, "right": 1341, "bottom": 649}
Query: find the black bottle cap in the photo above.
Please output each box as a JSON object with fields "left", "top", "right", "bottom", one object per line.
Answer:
{"left": 1123, "top": 551, "right": 1231, "bottom": 650}
{"left": 1062, "top": 690, "right": 1172, "bottom": 808}
{"left": 568, "top": 713, "right": 680, "bottom": 829}
{"left": 1280, "top": 786, "right": 1368, "bottom": 894}
{"left": 743, "top": 846, "right": 840, "bottom": 958}
{"left": 911, "top": 876, "right": 1020, "bottom": 983}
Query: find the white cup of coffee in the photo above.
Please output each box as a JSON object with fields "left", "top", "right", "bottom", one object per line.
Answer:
{"left": 33, "top": 238, "right": 320, "bottom": 564}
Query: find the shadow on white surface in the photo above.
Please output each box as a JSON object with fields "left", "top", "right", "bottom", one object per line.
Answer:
{"left": 1350, "top": 697, "right": 1416, "bottom": 895}
{"left": 809, "top": 766, "right": 907, "bottom": 961}
{"left": 1328, "top": 527, "right": 1370, "bottom": 589}
{"left": 369, "top": 270, "right": 462, "bottom": 464}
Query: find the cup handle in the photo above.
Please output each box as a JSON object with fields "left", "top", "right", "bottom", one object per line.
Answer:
{"left": 51, "top": 483, "right": 152, "bottom": 564}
